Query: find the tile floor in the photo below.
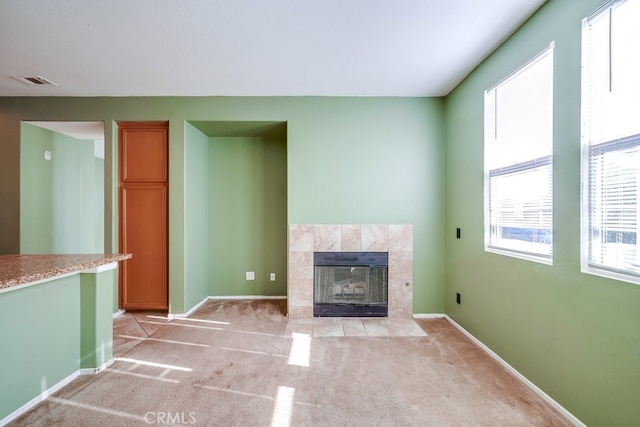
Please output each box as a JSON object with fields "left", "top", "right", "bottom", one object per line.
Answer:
{"left": 113, "top": 311, "right": 172, "bottom": 357}
{"left": 284, "top": 317, "right": 427, "bottom": 337}
{"left": 113, "top": 306, "right": 427, "bottom": 356}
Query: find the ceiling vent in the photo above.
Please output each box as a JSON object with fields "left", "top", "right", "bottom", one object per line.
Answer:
{"left": 11, "top": 75, "right": 57, "bottom": 86}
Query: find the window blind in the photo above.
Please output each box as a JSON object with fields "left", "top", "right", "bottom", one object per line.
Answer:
{"left": 484, "top": 44, "right": 554, "bottom": 261}
{"left": 588, "top": 134, "right": 640, "bottom": 272}
{"left": 582, "top": 0, "right": 640, "bottom": 280}
{"left": 488, "top": 156, "right": 552, "bottom": 257}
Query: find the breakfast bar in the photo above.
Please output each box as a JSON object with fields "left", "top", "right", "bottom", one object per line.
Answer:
{"left": 0, "top": 253, "right": 131, "bottom": 424}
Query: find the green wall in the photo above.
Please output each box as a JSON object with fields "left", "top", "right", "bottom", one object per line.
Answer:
{"left": 94, "top": 157, "right": 105, "bottom": 252}
{"left": 19, "top": 124, "right": 54, "bottom": 252}
{"left": 2, "top": 1, "right": 635, "bottom": 423}
{"left": 208, "top": 136, "right": 287, "bottom": 296}
{"left": 184, "top": 123, "right": 211, "bottom": 309}
{"left": 0, "top": 97, "right": 445, "bottom": 314}
{"left": 80, "top": 268, "right": 116, "bottom": 369}
{"left": 183, "top": 125, "right": 288, "bottom": 306}
{"left": 444, "top": 0, "right": 640, "bottom": 425}
{"left": 286, "top": 98, "right": 445, "bottom": 310}
{"left": 20, "top": 123, "right": 103, "bottom": 254}
{"left": 0, "top": 275, "right": 81, "bottom": 420}
{"left": 0, "top": 267, "right": 117, "bottom": 422}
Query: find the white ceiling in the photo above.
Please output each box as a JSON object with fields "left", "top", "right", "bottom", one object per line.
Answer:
{"left": 27, "top": 121, "right": 104, "bottom": 140}
{"left": 0, "top": 0, "right": 546, "bottom": 97}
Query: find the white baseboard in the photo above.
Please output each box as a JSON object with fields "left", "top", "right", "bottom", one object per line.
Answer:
{"left": 0, "top": 370, "right": 80, "bottom": 426}
{"left": 413, "top": 313, "right": 446, "bottom": 319}
{"left": 168, "top": 296, "right": 210, "bottom": 319}
{"left": 208, "top": 295, "right": 287, "bottom": 300}
{"left": 112, "top": 309, "right": 125, "bottom": 319}
{"left": 168, "top": 295, "right": 287, "bottom": 319}
{"left": 443, "top": 315, "right": 585, "bottom": 427}
{"left": 79, "top": 358, "right": 114, "bottom": 375}
{"left": 0, "top": 357, "right": 116, "bottom": 426}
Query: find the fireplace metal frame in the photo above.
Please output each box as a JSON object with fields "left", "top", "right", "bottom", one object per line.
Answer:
{"left": 313, "top": 252, "right": 388, "bottom": 317}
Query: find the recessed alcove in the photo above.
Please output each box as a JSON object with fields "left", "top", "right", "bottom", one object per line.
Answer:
{"left": 185, "top": 121, "right": 288, "bottom": 301}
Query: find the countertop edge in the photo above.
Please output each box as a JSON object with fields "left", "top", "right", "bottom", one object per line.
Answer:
{"left": 0, "top": 254, "right": 132, "bottom": 291}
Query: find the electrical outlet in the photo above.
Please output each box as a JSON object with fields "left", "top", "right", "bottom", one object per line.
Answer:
{"left": 270, "top": 273, "right": 276, "bottom": 281}
{"left": 246, "top": 271, "right": 255, "bottom": 280}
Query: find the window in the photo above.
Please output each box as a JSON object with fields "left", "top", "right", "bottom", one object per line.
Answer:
{"left": 484, "top": 44, "right": 554, "bottom": 263}
{"left": 582, "top": 0, "right": 640, "bottom": 282}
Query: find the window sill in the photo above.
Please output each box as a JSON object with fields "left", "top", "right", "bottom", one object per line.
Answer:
{"left": 583, "top": 264, "right": 640, "bottom": 286}
{"left": 486, "top": 246, "right": 553, "bottom": 265}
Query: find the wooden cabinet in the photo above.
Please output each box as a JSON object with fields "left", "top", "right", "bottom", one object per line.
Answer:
{"left": 118, "top": 122, "right": 168, "bottom": 310}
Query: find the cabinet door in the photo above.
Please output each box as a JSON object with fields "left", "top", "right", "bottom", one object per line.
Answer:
{"left": 121, "top": 127, "right": 168, "bottom": 182}
{"left": 119, "top": 122, "right": 168, "bottom": 310}
{"left": 120, "top": 185, "right": 167, "bottom": 309}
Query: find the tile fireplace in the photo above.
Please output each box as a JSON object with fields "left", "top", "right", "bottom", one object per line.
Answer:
{"left": 288, "top": 224, "right": 413, "bottom": 319}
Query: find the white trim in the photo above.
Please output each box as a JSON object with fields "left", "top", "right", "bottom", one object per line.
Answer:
{"left": 168, "top": 296, "right": 288, "bottom": 319}
{"left": 0, "top": 370, "right": 80, "bottom": 426}
{"left": 0, "top": 357, "right": 114, "bottom": 426}
{"left": 486, "top": 246, "right": 553, "bottom": 266}
{"left": 485, "top": 41, "right": 556, "bottom": 93}
{"left": 81, "top": 261, "right": 118, "bottom": 274}
{"left": 79, "top": 358, "right": 114, "bottom": 375}
{"left": 113, "top": 309, "right": 125, "bottom": 319}
{"left": 585, "top": 0, "right": 623, "bottom": 22}
{"left": 168, "top": 297, "right": 210, "bottom": 319}
{"left": 413, "top": 313, "right": 446, "bottom": 319}
{"left": 585, "top": 265, "right": 640, "bottom": 286}
{"left": 208, "top": 295, "right": 287, "bottom": 300}
{"left": 444, "top": 315, "right": 586, "bottom": 427}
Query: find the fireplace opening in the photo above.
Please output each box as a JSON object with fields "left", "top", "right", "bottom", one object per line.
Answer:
{"left": 314, "top": 252, "right": 388, "bottom": 317}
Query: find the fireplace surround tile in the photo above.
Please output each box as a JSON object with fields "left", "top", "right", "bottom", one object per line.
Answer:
{"left": 289, "top": 224, "right": 314, "bottom": 251}
{"left": 287, "top": 305, "right": 313, "bottom": 319}
{"left": 341, "top": 224, "right": 362, "bottom": 251}
{"left": 314, "top": 225, "right": 341, "bottom": 251}
{"left": 341, "top": 318, "right": 368, "bottom": 336}
{"left": 288, "top": 276, "right": 313, "bottom": 307}
{"left": 288, "top": 224, "right": 413, "bottom": 320}
{"left": 288, "top": 251, "right": 313, "bottom": 280}
{"left": 361, "top": 224, "right": 389, "bottom": 251}
{"left": 389, "top": 224, "right": 413, "bottom": 252}
{"left": 287, "top": 251, "right": 313, "bottom": 307}
{"left": 388, "top": 251, "right": 413, "bottom": 319}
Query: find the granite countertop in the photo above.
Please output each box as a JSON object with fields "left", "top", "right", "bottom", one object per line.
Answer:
{"left": 0, "top": 253, "right": 132, "bottom": 290}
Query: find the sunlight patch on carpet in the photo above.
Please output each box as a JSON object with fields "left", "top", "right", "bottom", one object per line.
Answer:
{"left": 221, "top": 347, "right": 288, "bottom": 358}
{"left": 271, "top": 386, "right": 295, "bottom": 427}
{"left": 116, "top": 334, "right": 211, "bottom": 347}
{"left": 288, "top": 333, "right": 311, "bottom": 367}
{"left": 105, "top": 368, "right": 180, "bottom": 383}
{"left": 48, "top": 397, "right": 145, "bottom": 422}
{"left": 170, "top": 317, "right": 231, "bottom": 325}
{"left": 115, "top": 357, "right": 192, "bottom": 372}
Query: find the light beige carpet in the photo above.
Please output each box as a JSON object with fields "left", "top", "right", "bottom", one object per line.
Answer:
{"left": 11, "top": 299, "right": 572, "bottom": 426}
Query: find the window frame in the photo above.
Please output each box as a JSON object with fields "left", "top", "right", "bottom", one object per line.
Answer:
{"left": 484, "top": 43, "right": 555, "bottom": 265}
{"left": 581, "top": 0, "right": 640, "bottom": 284}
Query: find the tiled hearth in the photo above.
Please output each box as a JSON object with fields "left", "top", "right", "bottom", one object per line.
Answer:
{"left": 288, "top": 224, "right": 413, "bottom": 319}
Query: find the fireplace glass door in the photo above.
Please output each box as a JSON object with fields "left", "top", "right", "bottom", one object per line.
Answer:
{"left": 313, "top": 252, "right": 388, "bottom": 317}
